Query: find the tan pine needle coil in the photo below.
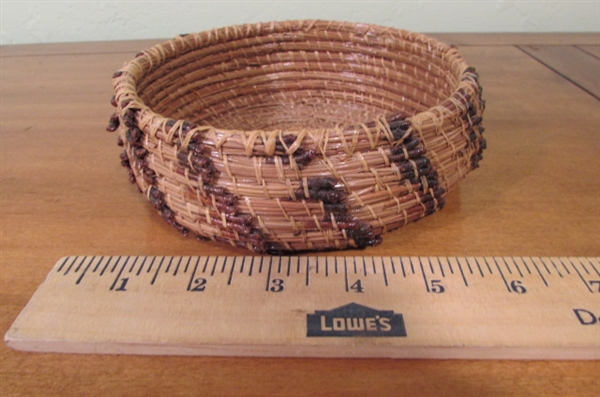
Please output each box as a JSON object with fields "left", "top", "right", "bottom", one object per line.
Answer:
{"left": 107, "top": 20, "right": 486, "bottom": 254}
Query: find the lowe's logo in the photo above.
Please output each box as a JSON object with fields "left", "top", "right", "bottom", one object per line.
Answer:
{"left": 306, "top": 303, "right": 407, "bottom": 337}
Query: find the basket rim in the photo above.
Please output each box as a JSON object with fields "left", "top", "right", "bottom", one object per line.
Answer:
{"left": 112, "top": 19, "right": 479, "bottom": 148}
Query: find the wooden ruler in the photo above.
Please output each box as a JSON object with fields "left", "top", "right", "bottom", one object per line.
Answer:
{"left": 5, "top": 256, "right": 600, "bottom": 359}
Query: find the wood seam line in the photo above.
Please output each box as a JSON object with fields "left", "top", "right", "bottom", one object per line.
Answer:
{"left": 516, "top": 45, "right": 600, "bottom": 101}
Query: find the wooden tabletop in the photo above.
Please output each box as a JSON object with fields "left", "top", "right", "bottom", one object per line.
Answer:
{"left": 1, "top": 33, "right": 599, "bottom": 396}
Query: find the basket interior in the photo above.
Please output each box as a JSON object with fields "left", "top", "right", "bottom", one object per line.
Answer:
{"left": 135, "top": 28, "right": 460, "bottom": 131}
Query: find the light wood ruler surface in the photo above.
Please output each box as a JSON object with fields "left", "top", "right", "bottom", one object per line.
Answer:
{"left": 5, "top": 256, "right": 600, "bottom": 359}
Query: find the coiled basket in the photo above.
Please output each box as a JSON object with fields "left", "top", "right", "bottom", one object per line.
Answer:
{"left": 107, "top": 20, "right": 486, "bottom": 253}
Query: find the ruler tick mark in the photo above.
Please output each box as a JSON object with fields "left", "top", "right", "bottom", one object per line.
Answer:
{"left": 522, "top": 259, "right": 532, "bottom": 275}
{"left": 186, "top": 257, "right": 203, "bottom": 291}
{"left": 436, "top": 258, "right": 446, "bottom": 278}
{"left": 125, "top": 257, "right": 139, "bottom": 276}
{"left": 164, "top": 257, "right": 175, "bottom": 274}
{"left": 483, "top": 258, "right": 492, "bottom": 275}
{"left": 172, "top": 257, "right": 184, "bottom": 276}
{"left": 220, "top": 257, "right": 228, "bottom": 274}
{"left": 210, "top": 258, "right": 218, "bottom": 276}
{"left": 456, "top": 258, "right": 469, "bottom": 287}
{"left": 265, "top": 257, "right": 274, "bottom": 292}
{"left": 100, "top": 257, "right": 114, "bottom": 276}
{"left": 568, "top": 258, "right": 594, "bottom": 293}
{"left": 110, "top": 256, "right": 122, "bottom": 273}
{"left": 579, "top": 260, "right": 591, "bottom": 275}
{"left": 128, "top": 257, "right": 138, "bottom": 273}
{"left": 75, "top": 257, "right": 95, "bottom": 285}
{"left": 57, "top": 257, "right": 72, "bottom": 273}
{"left": 74, "top": 257, "right": 86, "bottom": 273}
{"left": 586, "top": 258, "right": 600, "bottom": 276}
{"left": 548, "top": 258, "right": 564, "bottom": 278}
{"left": 227, "top": 258, "right": 236, "bottom": 285}
{"left": 399, "top": 257, "right": 407, "bottom": 278}
{"left": 151, "top": 257, "right": 166, "bottom": 285}
{"left": 146, "top": 257, "right": 157, "bottom": 273}
{"left": 92, "top": 257, "right": 105, "bottom": 273}
{"left": 503, "top": 258, "right": 513, "bottom": 275}
{"left": 475, "top": 258, "right": 485, "bottom": 277}
{"left": 248, "top": 257, "right": 255, "bottom": 276}
{"left": 490, "top": 257, "right": 512, "bottom": 292}
{"left": 511, "top": 258, "right": 524, "bottom": 278}
{"left": 447, "top": 258, "right": 455, "bottom": 275}
{"left": 344, "top": 258, "right": 349, "bottom": 292}
{"left": 530, "top": 257, "right": 549, "bottom": 287}
{"left": 66, "top": 256, "right": 81, "bottom": 275}
{"left": 136, "top": 257, "right": 148, "bottom": 276}
{"left": 305, "top": 258, "right": 310, "bottom": 286}
{"left": 63, "top": 256, "right": 79, "bottom": 276}
{"left": 465, "top": 258, "right": 474, "bottom": 275}
{"left": 540, "top": 258, "right": 552, "bottom": 275}
{"left": 183, "top": 257, "right": 191, "bottom": 273}
{"left": 418, "top": 258, "right": 430, "bottom": 292}
{"left": 110, "top": 257, "right": 130, "bottom": 291}
{"left": 201, "top": 257, "right": 210, "bottom": 273}
{"left": 239, "top": 257, "right": 246, "bottom": 274}
{"left": 559, "top": 258, "right": 571, "bottom": 275}
{"left": 382, "top": 259, "right": 389, "bottom": 286}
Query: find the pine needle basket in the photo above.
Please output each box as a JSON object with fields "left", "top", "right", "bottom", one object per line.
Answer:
{"left": 107, "top": 20, "right": 486, "bottom": 254}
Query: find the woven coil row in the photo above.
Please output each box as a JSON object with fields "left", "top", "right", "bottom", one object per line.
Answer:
{"left": 107, "top": 20, "right": 486, "bottom": 253}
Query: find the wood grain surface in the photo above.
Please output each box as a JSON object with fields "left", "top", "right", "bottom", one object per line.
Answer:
{"left": 1, "top": 33, "right": 599, "bottom": 397}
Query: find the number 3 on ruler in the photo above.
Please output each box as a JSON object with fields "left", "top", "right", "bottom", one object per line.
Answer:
{"left": 269, "top": 279, "right": 284, "bottom": 292}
